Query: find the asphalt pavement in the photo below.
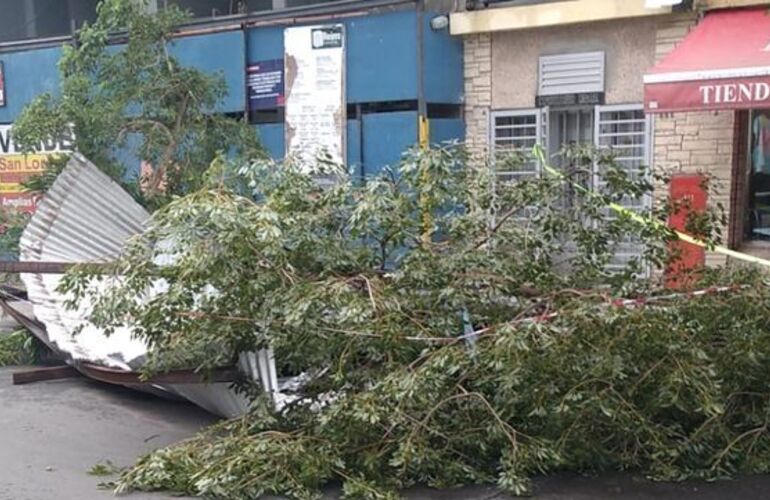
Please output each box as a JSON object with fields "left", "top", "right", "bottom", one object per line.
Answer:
{"left": 0, "top": 366, "right": 215, "bottom": 500}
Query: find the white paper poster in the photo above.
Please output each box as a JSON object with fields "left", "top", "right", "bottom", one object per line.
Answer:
{"left": 284, "top": 24, "right": 346, "bottom": 166}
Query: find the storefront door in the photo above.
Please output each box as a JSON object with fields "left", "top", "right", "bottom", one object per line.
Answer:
{"left": 749, "top": 109, "right": 770, "bottom": 241}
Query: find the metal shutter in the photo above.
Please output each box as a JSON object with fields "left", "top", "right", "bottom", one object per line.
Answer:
{"left": 538, "top": 51, "right": 605, "bottom": 97}
{"left": 593, "top": 104, "right": 652, "bottom": 274}
{"left": 490, "top": 108, "right": 548, "bottom": 180}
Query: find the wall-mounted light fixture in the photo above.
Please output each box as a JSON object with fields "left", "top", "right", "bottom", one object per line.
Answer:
{"left": 430, "top": 15, "right": 449, "bottom": 31}
{"left": 645, "top": 0, "right": 683, "bottom": 7}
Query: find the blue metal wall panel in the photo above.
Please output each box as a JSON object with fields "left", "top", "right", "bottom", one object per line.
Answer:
{"left": 171, "top": 31, "right": 246, "bottom": 113}
{"left": 0, "top": 31, "right": 246, "bottom": 123}
{"left": 256, "top": 123, "right": 284, "bottom": 160}
{"left": 429, "top": 118, "right": 464, "bottom": 146}
{"left": 246, "top": 25, "right": 284, "bottom": 62}
{"left": 256, "top": 117, "right": 450, "bottom": 174}
{"left": 0, "top": 9, "right": 452, "bottom": 183}
{"left": 422, "top": 15, "right": 463, "bottom": 104}
{"left": 347, "top": 119, "right": 362, "bottom": 175}
{"left": 362, "top": 111, "right": 417, "bottom": 177}
{"left": 111, "top": 133, "right": 144, "bottom": 180}
{"left": 345, "top": 11, "right": 418, "bottom": 103}
{"left": 246, "top": 10, "right": 419, "bottom": 104}
{"left": 257, "top": 120, "right": 364, "bottom": 174}
{"left": 0, "top": 46, "right": 62, "bottom": 123}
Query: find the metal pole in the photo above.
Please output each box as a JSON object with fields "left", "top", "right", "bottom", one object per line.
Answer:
{"left": 24, "top": 0, "right": 37, "bottom": 39}
{"left": 416, "top": 0, "right": 427, "bottom": 147}
{"left": 242, "top": 22, "right": 249, "bottom": 121}
{"left": 356, "top": 102, "right": 365, "bottom": 180}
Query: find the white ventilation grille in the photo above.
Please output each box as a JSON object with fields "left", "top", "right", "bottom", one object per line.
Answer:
{"left": 538, "top": 51, "right": 605, "bottom": 96}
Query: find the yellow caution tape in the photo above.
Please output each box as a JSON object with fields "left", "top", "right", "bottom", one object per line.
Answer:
{"left": 532, "top": 149, "right": 770, "bottom": 269}
{"left": 608, "top": 202, "right": 770, "bottom": 268}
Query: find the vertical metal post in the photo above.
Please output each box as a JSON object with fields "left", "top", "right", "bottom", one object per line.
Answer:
{"left": 242, "top": 22, "right": 249, "bottom": 121}
{"left": 576, "top": 109, "right": 581, "bottom": 143}
{"left": 24, "top": 0, "right": 37, "bottom": 40}
{"left": 416, "top": 0, "right": 428, "bottom": 148}
{"left": 356, "top": 103, "right": 365, "bottom": 180}
{"left": 68, "top": 0, "right": 79, "bottom": 48}
{"left": 70, "top": 19, "right": 78, "bottom": 47}
{"left": 416, "top": 1, "right": 432, "bottom": 243}
{"left": 131, "top": 0, "right": 158, "bottom": 13}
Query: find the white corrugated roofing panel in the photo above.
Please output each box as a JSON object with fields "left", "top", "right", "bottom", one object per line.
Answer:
{"left": 18, "top": 154, "right": 257, "bottom": 417}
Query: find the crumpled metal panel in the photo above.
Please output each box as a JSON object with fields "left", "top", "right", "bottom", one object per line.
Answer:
{"left": 20, "top": 154, "right": 150, "bottom": 369}
{"left": 18, "top": 154, "right": 256, "bottom": 417}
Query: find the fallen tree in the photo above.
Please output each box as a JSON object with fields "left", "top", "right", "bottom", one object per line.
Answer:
{"left": 61, "top": 145, "right": 770, "bottom": 499}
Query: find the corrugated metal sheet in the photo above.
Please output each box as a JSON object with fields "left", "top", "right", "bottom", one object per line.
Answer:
{"left": 20, "top": 154, "right": 150, "bottom": 369}
{"left": 18, "top": 154, "right": 278, "bottom": 418}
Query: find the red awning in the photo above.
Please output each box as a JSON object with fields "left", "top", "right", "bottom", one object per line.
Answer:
{"left": 644, "top": 8, "right": 770, "bottom": 113}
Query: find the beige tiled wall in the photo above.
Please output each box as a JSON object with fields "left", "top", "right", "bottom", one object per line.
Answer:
{"left": 653, "top": 12, "right": 697, "bottom": 63}
{"left": 653, "top": 111, "right": 736, "bottom": 266}
{"left": 650, "top": 11, "right": 745, "bottom": 266}
{"left": 491, "top": 17, "right": 658, "bottom": 109}
{"left": 461, "top": 11, "right": 747, "bottom": 266}
{"left": 463, "top": 33, "right": 492, "bottom": 156}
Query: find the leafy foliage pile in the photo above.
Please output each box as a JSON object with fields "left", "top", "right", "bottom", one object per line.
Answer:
{"left": 0, "top": 330, "right": 46, "bottom": 366}
{"left": 0, "top": 207, "right": 29, "bottom": 259}
{"left": 61, "top": 146, "right": 770, "bottom": 499}
{"left": 13, "top": 0, "right": 262, "bottom": 208}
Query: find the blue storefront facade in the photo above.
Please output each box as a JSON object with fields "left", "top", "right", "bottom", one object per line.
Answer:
{"left": 0, "top": 0, "right": 463, "bottom": 179}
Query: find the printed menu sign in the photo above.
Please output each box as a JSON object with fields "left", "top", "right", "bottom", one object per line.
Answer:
{"left": 284, "top": 24, "right": 346, "bottom": 166}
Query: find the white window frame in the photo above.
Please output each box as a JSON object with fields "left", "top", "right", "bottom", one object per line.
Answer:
{"left": 593, "top": 103, "right": 653, "bottom": 274}
{"left": 489, "top": 107, "right": 549, "bottom": 179}
{"left": 487, "top": 103, "right": 653, "bottom": 275}
{"left": 593, "top": 103, "right": 652, "bottom": 204}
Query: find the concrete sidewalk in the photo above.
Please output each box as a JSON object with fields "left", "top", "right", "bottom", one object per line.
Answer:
{"left": 0, "top": 366, "right": 216, "bottom": 500}
{"left": 1, "top": 365, "right": 770, "bottom": 500}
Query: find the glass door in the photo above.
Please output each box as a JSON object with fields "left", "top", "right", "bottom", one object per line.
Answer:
{"left": 750, "top": 109, "right": 770, "bottom": 240}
